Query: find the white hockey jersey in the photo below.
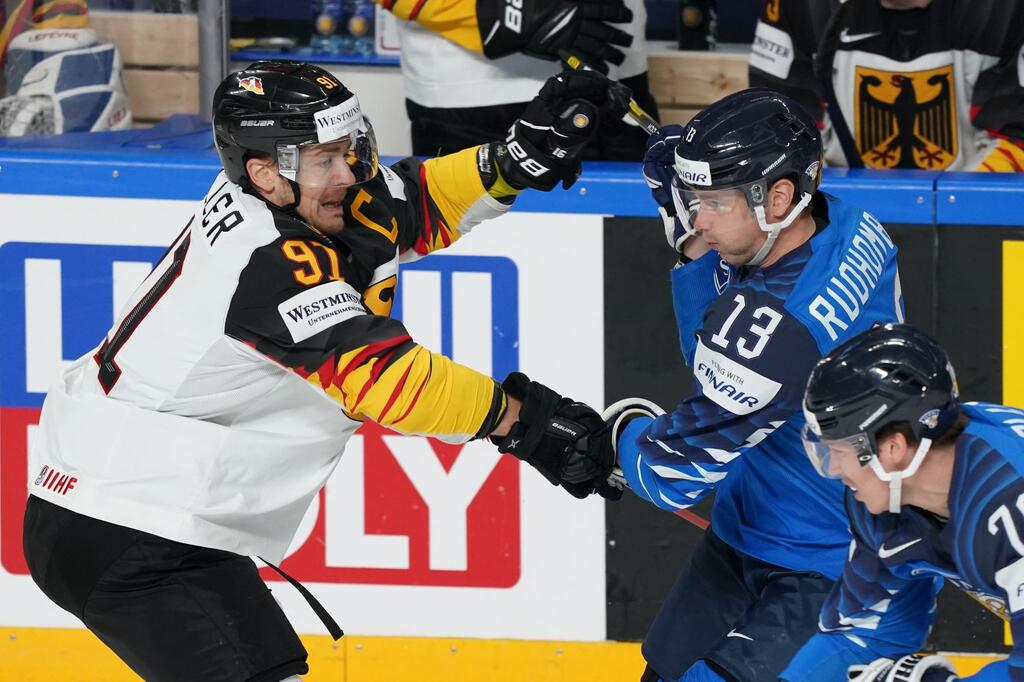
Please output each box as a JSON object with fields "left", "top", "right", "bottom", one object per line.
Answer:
{"left": 30, "top": 149, "right": 510, "bottom": 563}
{"left": 384, "top": 0, "right": 648, "bottom": 108}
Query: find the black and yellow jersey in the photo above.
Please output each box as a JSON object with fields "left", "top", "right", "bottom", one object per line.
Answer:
{"left": 374, "top": 0, "right": 648, "bottom": 108}
{"left": 30, "top": 146, "right": 510, "bottom": 563}
{"left": 749, "top": 0, "right": 1024, "bottom": 171}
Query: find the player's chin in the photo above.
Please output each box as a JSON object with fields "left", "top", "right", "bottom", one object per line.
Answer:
{"left": 718, "top": 251, "right": 745, "bottom": 266}
{"left": 314, "top": 206, "right": 346, "bottom": 234}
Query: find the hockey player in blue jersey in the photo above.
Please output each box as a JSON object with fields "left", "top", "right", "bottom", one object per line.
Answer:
{"left": 784, "top": 323, "right": 1024, "bottom": 682}
{"left": 610, "top": 88, "right": 909, "bottom": 681}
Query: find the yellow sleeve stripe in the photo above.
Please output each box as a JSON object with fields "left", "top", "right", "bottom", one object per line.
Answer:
{"left": 366, "top": 346, "right": 501, "bottom": 436}
{"left": 375, "top": 0, "right": 483, "bottom": 53}
{"left": 329, "top": 342, "right": 496, "bottom": 438}
{"left": 423, "top": 145, "right": 489, "bottom": 237}
{"left": 975, "top": 139, "right": 1024, "bottom": 172}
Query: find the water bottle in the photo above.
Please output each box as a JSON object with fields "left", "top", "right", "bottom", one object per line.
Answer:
{"left": 342, "top": 0, "right": 376, "bottom": 57}
{"left": 676, "top": 0, "right": 717, "bottom": 51}
{"left": 311, "top": 0, "right": 345, "bottom": 53}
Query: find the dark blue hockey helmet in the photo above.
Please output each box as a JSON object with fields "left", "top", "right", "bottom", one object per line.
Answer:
{"left": 670, "top": 88, "right": 823, "bottom": 265}
{"left": 801, "top": 323, "right": 960, "bottom": 511}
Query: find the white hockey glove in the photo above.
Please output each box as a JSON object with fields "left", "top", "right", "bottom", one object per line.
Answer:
{"left": 600, "top": 397, "right": 664, "bottom": 491}
{"left": 848, "top": 655, "right": 958, "bottom": 682}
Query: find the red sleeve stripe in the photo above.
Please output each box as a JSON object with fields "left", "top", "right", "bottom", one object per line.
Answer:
{"left": 375, "top": 353, "right": 418, "bottom": 423}
{"left": 309, "top": 355, "right": 334, "bottom": 388}
{"left": 355, "top": 344, "right": 403, "bottom": 408}
{"left": 381, "top": 0, "right": 396, "bottom": 9}
{"left": 408, "top": 0, "right": 428, "bottom": 20}
{"left": 996, "top": 146, "right": 1024, "bottom": 172}
{"left": 416, "top": 165, "right": 434, "bottom": 255}
{"left": 391, "top": 356, "right": 432, "bottom": 426}
{"left": 333, "top": 335, "right": 412, "bottom": 392}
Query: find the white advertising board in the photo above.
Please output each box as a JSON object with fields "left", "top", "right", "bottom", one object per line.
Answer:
{"left": 0, "top": 192, "right": 607, "bottom": 640}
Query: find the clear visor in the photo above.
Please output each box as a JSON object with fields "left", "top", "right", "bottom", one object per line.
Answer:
{"left": 276, "top": 125, "right": 378, "bottom": 188}
{"left": 800, "top": 423, "right": 875, "bottom": 479}
{"left": 669, "top": 174, "right": 764, "bottom": 237}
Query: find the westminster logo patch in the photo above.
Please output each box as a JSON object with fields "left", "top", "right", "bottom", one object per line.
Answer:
{"left": 854, "top": 64, "right": 957, "bottom": 170}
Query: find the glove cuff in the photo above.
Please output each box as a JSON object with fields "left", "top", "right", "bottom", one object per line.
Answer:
{"left": 479, "top": 143, "right": 523, "bottom": 198}
{"left": 499, "top": 371, "right": 530, "bottom": 401}
{"left": 601, "top": 397, "right": 664, "bottom": 456}
{"left": 490, "top": 372, "right": 565, "bottom": 486}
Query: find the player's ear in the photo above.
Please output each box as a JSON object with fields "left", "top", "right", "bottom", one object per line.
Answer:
{"left": 246, "top": 156, "right": 278, "bottom": 194}
{"left": 878, "top": 430, "right": 913, "bottom": 470}
{"left": 767, "top": 178, "right": 796, "bottom": 220}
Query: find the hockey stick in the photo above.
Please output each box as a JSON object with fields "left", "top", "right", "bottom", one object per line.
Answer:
{"left": 602, "top": 401, "right": 711, "bottom": 531}
{"left": 560, "top": 56, "right": 711, "bottom": 531}
{"left": 557, "top": 49, "right": 661, "bottom": 134}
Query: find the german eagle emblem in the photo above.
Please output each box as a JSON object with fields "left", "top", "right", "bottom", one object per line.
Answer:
{"left": 854, "top": 65, "right": 957, "bottom": 170}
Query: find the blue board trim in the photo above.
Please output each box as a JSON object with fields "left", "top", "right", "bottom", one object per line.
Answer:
{"left": 936, "top": 171, "right": 1024, "bottom": 226}
{"left": 1, "top": 122, "right": 1017, "bottom": 225}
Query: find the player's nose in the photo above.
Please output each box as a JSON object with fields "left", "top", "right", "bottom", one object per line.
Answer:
{"left": 692, "top": 207, "right": 714, "bottom": 232}
{"left": 333, "top": 160, "right": 356, "bottom": 187}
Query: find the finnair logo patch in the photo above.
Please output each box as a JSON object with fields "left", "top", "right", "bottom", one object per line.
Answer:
{"left": 278, "top": 280, "right": 366, "bottom": 342}
{"left": 693, "top": 340, "right": 781, "bottom": 415}
{"left": 675, "top": 157, "right": 712, "bottom": 187}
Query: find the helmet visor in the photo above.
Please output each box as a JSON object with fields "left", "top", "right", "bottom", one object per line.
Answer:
{"left": 669, "top": 174, "right": 765, "bottom": 236}
{"left": 801, "top": 423, "right": 874, "bottom": 479}
{"left": 276, "top": 125, "right": 378, "bottom": 188}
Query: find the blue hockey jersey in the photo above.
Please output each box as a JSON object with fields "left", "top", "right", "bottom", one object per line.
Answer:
{"left": 617, "top": 192, "right": 905, "bottom": 579}
{"left": 782, "top": 402, "right": 1024, "bottom": 682}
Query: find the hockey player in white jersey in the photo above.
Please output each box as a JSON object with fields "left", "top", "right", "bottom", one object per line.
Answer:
{"left": 21, "top": 60, "right": 629, "bottom": 681}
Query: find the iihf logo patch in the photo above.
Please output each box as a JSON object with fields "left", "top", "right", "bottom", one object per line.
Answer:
{"left": 33, "top": 466, "right": 78, "bottom": 495}
{"left": 918, "top": 408, "right": 940, "bottom": 429}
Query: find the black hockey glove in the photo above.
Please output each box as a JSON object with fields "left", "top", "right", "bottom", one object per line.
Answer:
{"left": 847, "top": 655, "right": 958, "bottom": 682}
{"left": 483, "top": 70, "right": 631, "bottom": 192}
{"left": 491, "top": 372, "right": 620, "bottom": 500}
{"left": 477, "top": 0, "right": 634, "bottom": 73}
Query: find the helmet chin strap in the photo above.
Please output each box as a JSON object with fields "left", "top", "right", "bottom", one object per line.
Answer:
{"left": 866, "top": 437, "right": 934, "bottom": 513}
{"left": 748, "top": 192, "right": 813, "bottom": 267}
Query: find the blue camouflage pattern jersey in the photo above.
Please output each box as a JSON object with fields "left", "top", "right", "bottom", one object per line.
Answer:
{"left": 617, "top": 192, "right": 905, "bottom": 579}
{"left": 783, "top": 402, "right": 1024, "bottom": 682}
